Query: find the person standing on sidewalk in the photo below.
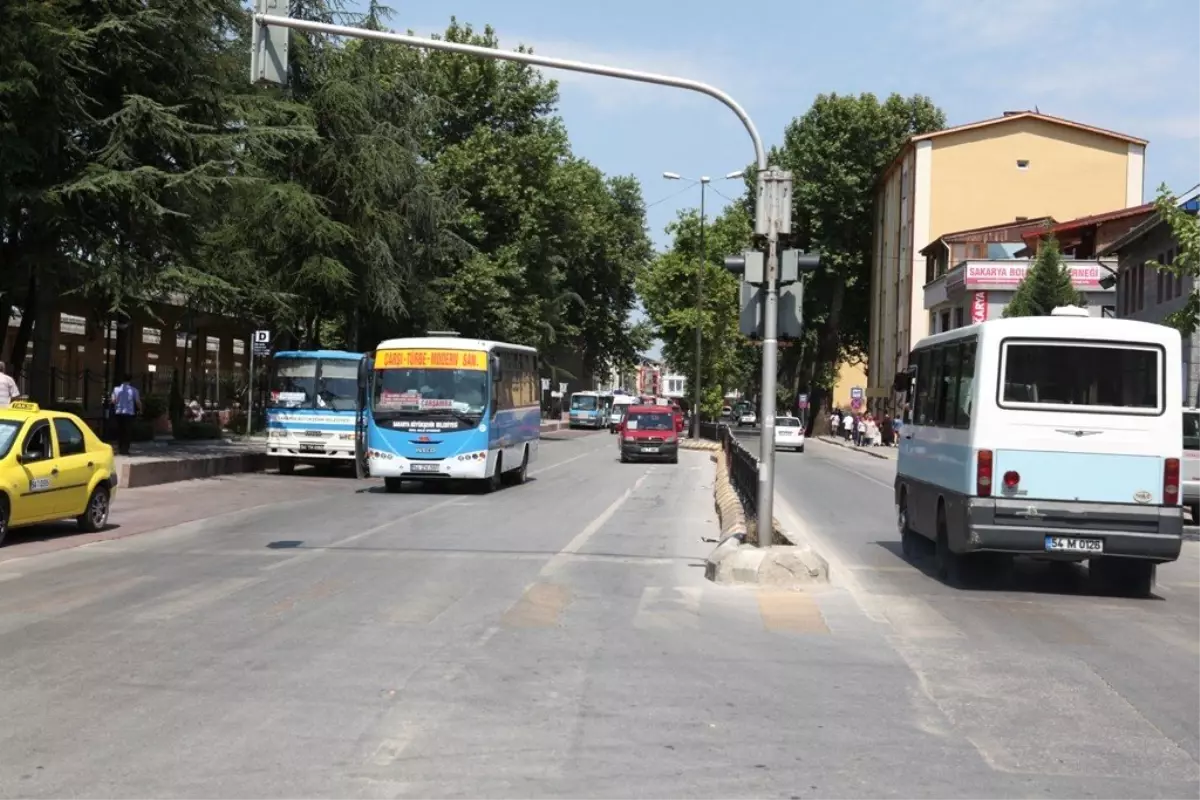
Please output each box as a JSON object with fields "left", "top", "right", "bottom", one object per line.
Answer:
{"left": 111, "top": 374, "right": 142, "bottom": 455}
{"left": 0, "top": 361, "right": 19, "bottom": 408}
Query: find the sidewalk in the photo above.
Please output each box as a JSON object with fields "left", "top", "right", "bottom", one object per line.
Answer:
{"left": 115, "top": 421, "right": 576, "bottom": 489}
{"left": 816, "top": 435, "right": 897, "bottom": 461}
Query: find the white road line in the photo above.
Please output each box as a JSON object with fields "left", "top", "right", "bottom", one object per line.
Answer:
{"left": 539, "top": 469, "right": 652, "bottom": 578}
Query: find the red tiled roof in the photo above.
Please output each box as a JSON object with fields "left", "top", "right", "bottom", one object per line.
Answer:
{"left": 1019, "top": 203, "right": 1156, "bottom": 241}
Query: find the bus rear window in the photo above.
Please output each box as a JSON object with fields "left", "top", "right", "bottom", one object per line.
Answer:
{"left": 1185, "top": 412, "right": 1199, "bottom": 451}
{"left": 1000, "top": 341, "right": 1160, "bottom": 411}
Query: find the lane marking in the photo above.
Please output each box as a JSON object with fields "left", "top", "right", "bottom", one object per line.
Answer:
{"left": 539, "top": 469, "right": 651, "bottom": 577}
{"left": 134, "top": 576, "right": 263, "bottom": 623}
{"left": 757, "top": 590, "right": 830, "bottom": 634}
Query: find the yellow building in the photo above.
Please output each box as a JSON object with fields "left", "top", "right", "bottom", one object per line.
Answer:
{"left": 830, "top": 359, "right": 867, "bottom": 410}
{"left": 866, "top": 110, "right": 1147, "bottom": 412}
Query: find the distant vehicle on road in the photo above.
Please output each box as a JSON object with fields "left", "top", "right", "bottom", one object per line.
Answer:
{"left": 354, "top": 334, "right": 539, "bottom": 493}
{"left": 616, "top": 404, "right": 679, "bottom": 464}
{"left": 1183, "top": 407, "right": 1198, "bottom": 523}
{"left": 0, "top": 401, "right": 115, "bottom": 545}
{"left": 774, "top": 416, "right": 805, "bottom": 452}
{"left": 609, "top": 394, "right": 636, "bottom": 432}
{"left": 737, "top": 408, "right": 757, "bottom": 427}
{"left": 568, "top": 390, "right": 607, "bottom": 430}
{"left": 266, "top": 350, "right": 362, "bottom": 474}
{"left": 893, "top": 307, "right": 1184, "bottom": 597}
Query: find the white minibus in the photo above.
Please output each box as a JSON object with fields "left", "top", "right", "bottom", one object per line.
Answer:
{"left": 893, "top": 307, "right": 1184, "bottom": 597}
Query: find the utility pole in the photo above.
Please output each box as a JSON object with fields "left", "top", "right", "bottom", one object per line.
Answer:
{"left": 662, "top": 169, "right": 744, "bottom": 438}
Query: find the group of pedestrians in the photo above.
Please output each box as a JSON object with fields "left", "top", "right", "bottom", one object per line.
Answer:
{"left": 829, "top": 407, "right": 904, "bottom": 448}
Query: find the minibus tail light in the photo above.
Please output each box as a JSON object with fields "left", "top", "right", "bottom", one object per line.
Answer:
{"left": 976, "top": 449, "right": 993, "bottom": 498}
{"left": 1164, "top": 458, "right": 1180, "bottom": 504}
{"left": 1002, "top": 470, "right": 1020, "bottom": 490}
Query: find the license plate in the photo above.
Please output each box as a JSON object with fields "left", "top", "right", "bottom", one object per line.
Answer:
{"left": 641, "top": 446, "right": 659, "bottom": 453}
{"left": 410, "top": 462, "right": 439, "bottom": 473}
{"left": 299, "top": 444, "right": 324, "bottom": 453}
{"left": 1045, "top": 536, "right": 1104, "bottom": 554}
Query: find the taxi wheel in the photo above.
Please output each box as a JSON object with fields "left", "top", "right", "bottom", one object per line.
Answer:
{"left": 77, "top": 484, "right": 111, "bottom": 533}
{"left": 0, "top": 496, "right": 9, "bottom": 546}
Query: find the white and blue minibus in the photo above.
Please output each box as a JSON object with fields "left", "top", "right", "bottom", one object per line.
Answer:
{"left": 353, "top": 335, "right": 540, "bottom": 492}
{"left": 893, "top": 306, "right": 1184, "bottom": 597}
{"left": 266, "top": 349, "right": 363, "bottom": 474}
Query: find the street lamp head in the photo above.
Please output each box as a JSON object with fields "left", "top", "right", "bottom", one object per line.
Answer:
{"left": 725, "top": 170, "right": 744, "bottom": 180}
{"left": 699, "top": 176, "right": 711, "bottom": 184}
{"left": 662, "top": 172, "right": 682, "bottom": 180}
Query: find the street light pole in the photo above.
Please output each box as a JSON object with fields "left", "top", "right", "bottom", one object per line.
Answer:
{"left": 663, "top": 170, "right": 743, "bottom": 438}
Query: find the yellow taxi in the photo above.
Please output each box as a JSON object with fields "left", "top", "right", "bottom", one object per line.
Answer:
{"left": 0, "top": 401, "right": 116, "bottom": 546}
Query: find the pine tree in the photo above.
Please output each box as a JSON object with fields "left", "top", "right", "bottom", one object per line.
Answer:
{"left": 1003, "top": 236, "right": 1085, "bottom": 317}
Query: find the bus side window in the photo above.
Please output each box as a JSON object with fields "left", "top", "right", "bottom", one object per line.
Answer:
{"left": 914, "top": 349, "right": 934, "bottom": 425}
{"left": 934, "top": 344, "right": 959, "bottom": 426}
{"left": 955, "top": 340, "right": 976, "bottom": 428}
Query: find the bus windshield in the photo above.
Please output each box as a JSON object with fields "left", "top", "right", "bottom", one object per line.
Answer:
{"left": 570, "top": 394, "right": 598, "bottom": 410}
{"left": 374, "top": 368, "right": 489, "bottom": 417}
{"left": 268, "top": 357, "right": 360, "bottom": 411}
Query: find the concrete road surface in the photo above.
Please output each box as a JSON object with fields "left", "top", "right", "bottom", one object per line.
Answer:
{"left": 740, "top": 428, "right": 1199, "bottom": 794}
{"left": 0, "top": 431, "right": 1196, "bottom": 798}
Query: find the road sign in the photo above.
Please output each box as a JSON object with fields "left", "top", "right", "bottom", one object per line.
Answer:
{"left": 850, "top": 386, "right": 864, "bottom": 400}
{"left": 558, "top": 382, "right": 568, "bottom": 394}
{"left": 797, "top": 393, "right": 808, "bottom": 409}
{"left": 252, "top": 329, "right": 271, "bottom": 357}
{"left": 541, "top": 378, "right": 550, "bottom": 391}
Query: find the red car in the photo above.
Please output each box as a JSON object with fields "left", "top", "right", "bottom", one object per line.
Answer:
{"left": 617, "top": 405, "right": 679, "bottom": 464}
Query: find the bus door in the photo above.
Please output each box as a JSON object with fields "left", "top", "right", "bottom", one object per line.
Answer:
{"left": 354, "top": 353, "right": 373, "bottom": 479}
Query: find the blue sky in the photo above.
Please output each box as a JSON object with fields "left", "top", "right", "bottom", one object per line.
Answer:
{"left": 346, "top": 0, "right": 1199, "bottom": 358}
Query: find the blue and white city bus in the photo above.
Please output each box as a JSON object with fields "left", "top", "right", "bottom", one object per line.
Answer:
{"left": 354, "top": 335, "right": 541, "bottom": 492}
{"left": 266, "top": 350, "right": 363, "bottom": 474}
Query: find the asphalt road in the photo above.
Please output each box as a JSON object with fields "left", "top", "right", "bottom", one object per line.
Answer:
{"left": 736, "top": 427, "right": 1200, "bottom": 798}
{"left": 0, "top": 430, "right": 1196, "bottom": 798}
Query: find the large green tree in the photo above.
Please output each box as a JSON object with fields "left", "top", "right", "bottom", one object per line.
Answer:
{"left": 1003, "top": 236, "right": 1084, "bottom": 317}
{"left": 637, "top": 205, "right": 755, "bottom": 417}
{"left": 768, "top": 92, "right": 945, "bottom": 425}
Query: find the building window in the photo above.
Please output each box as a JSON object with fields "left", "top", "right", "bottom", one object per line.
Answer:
{"left": 1157, "top": 269, "right": 1165, "bottom": 304}
{"left": 1016, "top": 159, "right": 1030, "bottom": 170}
{"left": 940, "top": 311, "right": 950, "bottom": 332}
{"left": 954, "top": 307, "right": 964, "bottom": 329}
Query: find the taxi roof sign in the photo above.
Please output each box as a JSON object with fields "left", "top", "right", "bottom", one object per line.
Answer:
{"left": 7, "top": 401, "right": 39, "bottom": 413}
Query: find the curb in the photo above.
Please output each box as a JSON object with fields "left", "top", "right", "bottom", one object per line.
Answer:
{"left": 680, "top": 439, "right": 721, "bottom": 452}
{"left": 118, "top": 423, "right": 573, "bottom": 489}
{"left": 703, "top": 445, "right": 829, "bottom": 587}
{"left": 817, "top": 435, "right": 894, "bottom": 461}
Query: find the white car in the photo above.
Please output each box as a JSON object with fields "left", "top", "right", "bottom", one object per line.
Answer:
{"left": 774, "top": 416, "right": 805, "bottom": 452}
{"left": 738, "top": 411, "right": 757, "bottom": 427}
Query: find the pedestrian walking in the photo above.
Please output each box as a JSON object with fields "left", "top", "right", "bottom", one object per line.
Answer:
{"left": 0, "top": 361, "right": 19, "bottom": 408}
{"left": 111, "top": 374, "right": 142, "bottom": 456}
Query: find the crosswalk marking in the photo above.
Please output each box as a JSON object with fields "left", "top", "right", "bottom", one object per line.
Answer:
{"left": 756, "top": 589, "right": 829, "bottom": 634}
{"left": 633, "top": 586, "right": 701, "bottom": 630}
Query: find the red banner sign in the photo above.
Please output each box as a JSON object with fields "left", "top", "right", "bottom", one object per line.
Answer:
{"left": 970, "top": 291, "right": 988, "bottom": 324}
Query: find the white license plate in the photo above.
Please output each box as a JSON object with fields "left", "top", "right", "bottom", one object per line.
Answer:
{"left": 1045, "top": 536, "right": 1104, "bottom": 554}
{"left": 410, "top": 463, "right": 440, "bottom": 473}
{"left": 299, "top": 444, "right": 324, "bottom": 453}
{"left": 641, "top": 446, "right": 659, "bottom": 453}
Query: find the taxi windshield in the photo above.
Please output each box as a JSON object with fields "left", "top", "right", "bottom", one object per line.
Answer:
{"left": 0, "top": 420, "right": 19, "bottom": 460}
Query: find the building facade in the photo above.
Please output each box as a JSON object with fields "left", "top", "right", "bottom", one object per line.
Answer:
{"left": 867, "top": 110, "right": 1148, "bottom": 412}
{"left": 1100, "top": 186, "right": 1200, "bottom": 406}
{"left": 923, "top": 259, "right": 1115, "bottom": 330}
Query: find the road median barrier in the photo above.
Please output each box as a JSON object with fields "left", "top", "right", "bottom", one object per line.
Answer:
{"left": 703, "top": 428, "right": 829, "bottom": 587}
{"left": 817, "top": 435, "right": 894, "bottom": 460}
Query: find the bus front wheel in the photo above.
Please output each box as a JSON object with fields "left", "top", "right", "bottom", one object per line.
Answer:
{"left": 277, "top": 458, "right": 295, "bottom": 475}
{"left": 482, "top": 455, "right": 503, "bottom": 493}
{"left": 384, "top": 477, "right": 403, "bottom": 493}
{"left": 503, "top": 447, "right": 529, "bottom": 486}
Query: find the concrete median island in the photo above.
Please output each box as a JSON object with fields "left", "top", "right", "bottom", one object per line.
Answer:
{"left": 703, "top": 446, "right": 829, "bottom": 587}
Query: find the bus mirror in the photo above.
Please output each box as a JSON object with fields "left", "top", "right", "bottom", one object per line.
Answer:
{"left": 892, "top": 370, "right": 912, "bottom": 394}
{"left": 491, "top": 355, "right": 502, "bottom": 382}
{"left": 358, "top": 354, "right": 372, "bottom": 388}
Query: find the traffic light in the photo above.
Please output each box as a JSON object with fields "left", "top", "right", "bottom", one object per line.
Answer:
{"left": 723, "top": 251, "right": 764, "bottom": 284}
{"left": 780, "top": 249, "right": 821, "bottom": 284}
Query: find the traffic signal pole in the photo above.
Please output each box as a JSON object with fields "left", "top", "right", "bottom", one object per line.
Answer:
{"left": 251, "top": 4, "right": 795, "bottom": 547}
